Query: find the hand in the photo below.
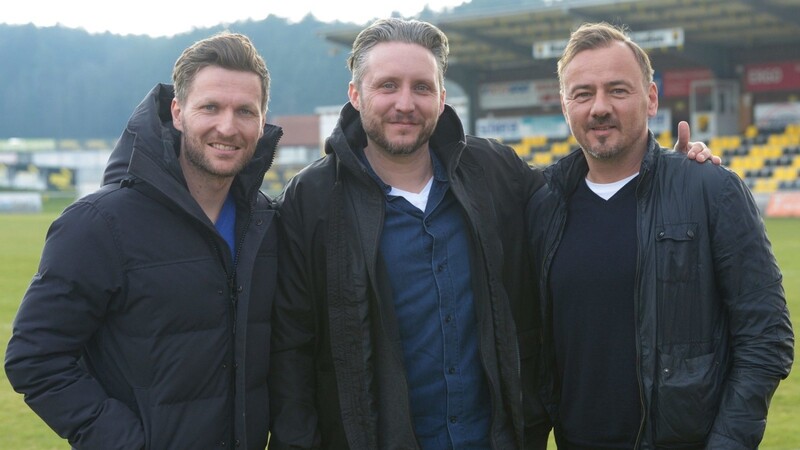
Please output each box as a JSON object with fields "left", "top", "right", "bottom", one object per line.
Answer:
{"left": 674, "top": 120, "right": 722, "bottom": 165}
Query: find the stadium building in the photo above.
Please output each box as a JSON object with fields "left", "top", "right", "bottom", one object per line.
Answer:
{"left": 322, "top": 0, "right": 800, "bottom": 216}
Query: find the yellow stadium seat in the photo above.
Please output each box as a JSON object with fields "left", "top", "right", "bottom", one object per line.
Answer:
{"left": 752, "top": 178, "right": 778, "bottom": 194}
{"left": 550, "top": 142, "right": 571, "bottom": 156}
{"left": 532, "top": 152, "right": 553, "bottom": 167}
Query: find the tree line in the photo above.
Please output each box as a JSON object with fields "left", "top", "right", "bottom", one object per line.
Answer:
{"left": 0, "top": 15, "right": 354, "bottom": 139}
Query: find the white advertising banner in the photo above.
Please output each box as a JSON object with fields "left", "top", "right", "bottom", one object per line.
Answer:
{"left": 476, "top": 115, "right": 569, "bottom": 140}
{"left": 754, "top": 102, "right": 800, "bottom": 129}
{"left": 478, "top": 79, "right": 561, "bottom": 109}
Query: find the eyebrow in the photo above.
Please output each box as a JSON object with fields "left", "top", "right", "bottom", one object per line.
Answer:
{"left": 568, "top": 79, "right": 634, "bottom": 94}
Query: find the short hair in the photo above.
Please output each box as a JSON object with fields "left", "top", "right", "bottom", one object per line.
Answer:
{"left": 172, "top": 32, "right": 270, "bottom": 113}
{"left": 557, "top": 22, "right": 654, "bottom": 92}
{"left": 347, "top": 18, "right": 449, "bottom": 90}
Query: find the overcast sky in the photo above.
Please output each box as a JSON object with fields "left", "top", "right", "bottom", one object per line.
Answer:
{"left": 1, "top": 0, "right": 468, "bottom": 37}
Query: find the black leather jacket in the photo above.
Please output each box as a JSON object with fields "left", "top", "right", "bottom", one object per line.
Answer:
{"left": 269, "top": 103, "right": 545, "bottom": 449}
{"left": 525, "top": 133, "right": 794, "bottom": 449}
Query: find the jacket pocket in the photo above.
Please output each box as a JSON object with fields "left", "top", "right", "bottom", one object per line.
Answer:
{"left": 654, "top": 350, "right": 721, "bottom": 446}
{"left": 655, "top": 222, "right": 699, "bottom": 283}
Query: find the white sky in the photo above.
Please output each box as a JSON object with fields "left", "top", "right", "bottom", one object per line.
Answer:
{"left": 1, "top": 1, "right": 469, "bottom": 37}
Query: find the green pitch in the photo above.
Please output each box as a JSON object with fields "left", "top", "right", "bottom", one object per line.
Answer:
{"left": 1, "top": 205, "right": 797, "bottom": 448}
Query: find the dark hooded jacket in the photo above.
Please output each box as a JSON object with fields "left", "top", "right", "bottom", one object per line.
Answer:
{"left": 526, "top": 133, "right": 794, "bottom": 449}
{"left": 5, "top": 83, "right": 282, "bottom": 450}
{"left": 268, "top": 102, "right": 546, "bottom": 449}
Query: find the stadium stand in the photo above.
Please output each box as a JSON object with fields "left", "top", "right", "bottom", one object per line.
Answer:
{"left": 2, "top": 0, "right": 799, "bottom": 213}
{"left": 506, "top": 121, "right": 800, "bottom": 196}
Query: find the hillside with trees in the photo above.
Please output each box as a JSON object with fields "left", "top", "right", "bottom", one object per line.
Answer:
{"left": 0, "top": 15, "right": 354, "bottom": 139}
{"left": 0, "top": 0, "right": 556, "bottom": 139}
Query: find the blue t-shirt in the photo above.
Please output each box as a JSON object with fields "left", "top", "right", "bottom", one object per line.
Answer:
{"left": 215, "top": 192, "right": 237, "bottom": 259}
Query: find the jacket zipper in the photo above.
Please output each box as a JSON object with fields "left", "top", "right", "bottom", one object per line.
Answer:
{"left": 633, "top": 175, "right": 647, "bottom": 449}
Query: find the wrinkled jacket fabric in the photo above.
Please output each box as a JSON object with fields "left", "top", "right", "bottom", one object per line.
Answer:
{"left": 5, "top": 83, "right": 282, "bottom": 450}
{"left": 268, "top": 103, "right": 545, "bottom": 449}
{"left": 525, "top": 133, "right": 794, "bottom": 449}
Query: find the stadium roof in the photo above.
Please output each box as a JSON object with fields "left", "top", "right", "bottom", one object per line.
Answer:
{"left": 323, "top": 0, "right": 800, "bottom": 84}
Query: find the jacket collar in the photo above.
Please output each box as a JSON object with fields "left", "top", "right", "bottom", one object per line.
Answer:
{"left": 325, "top": 101, "right": 467, "bottom": 179}
{"left": 102, "top": 83, "right": 282, "bottom": 208}
{"left": 546, "top": 130, "right": 661, "bottom": 199}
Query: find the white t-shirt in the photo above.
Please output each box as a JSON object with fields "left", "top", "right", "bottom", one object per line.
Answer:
{"left": 388, "top": 176, "right": 434, "bottom": 212}
{"left": 585, "top": 173, "right": 639, "bottom": 200}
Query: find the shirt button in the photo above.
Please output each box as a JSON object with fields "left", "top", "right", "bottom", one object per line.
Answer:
{"left": 449, "top": 416, "right": 458, "bottom": 423}
{"left": 448, "top": 366, "right": 456, "bottom": 374}
{"left": 445, "top": 315, "right": 453, "bottom": 323}
{"left": 235, "top": 439, "right": 241, "bottom": 447}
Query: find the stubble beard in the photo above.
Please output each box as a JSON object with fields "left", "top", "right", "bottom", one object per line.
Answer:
{"left": 362, "top": 114, "right": 437, "bottom": 157}
{"left": 583, "top": 116, "right": 625, "bottom": 161}
{"left": 584, "top": 141, "right": 624, "bottom": 161}
{"left": 181, "top": 131, "right": 249, "bottom": 179}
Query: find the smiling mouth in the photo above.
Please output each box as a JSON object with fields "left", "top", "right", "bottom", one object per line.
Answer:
{"left": 210, "top": 143, "right": 238, "bottom": 151}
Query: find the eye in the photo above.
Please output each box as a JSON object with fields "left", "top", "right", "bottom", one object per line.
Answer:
{"left": 381, "top": 81, "right": 397, "bottom": 90}
{"left": 415, "top": 84, "right": 431, "bottom": 92}
{"left": 571, "top": 91, "right": 592, "bottom": 101}
{"left": 202, "top": 104, "right": 217, "bottom": 111}
{"left": 238, "top": 108, "right": 256, "bottom": 116}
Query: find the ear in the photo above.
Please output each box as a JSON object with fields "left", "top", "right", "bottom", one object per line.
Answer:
{"left": 647, "top": 81, "right": 659, "bottom": 118}
{"left": 260, "top": 112, "right": 267, "bottom": 137}
{"left": 348, "top": 82, "right": 360, "bottom": 110}
{"left": 560, "top": 95, "right": 573, "bottom": 134}
{"left": 171, "top": 98, "right": 184, "bottom": 132}
{"left": 439, "top": 87, "right": 446, "bottom": 115}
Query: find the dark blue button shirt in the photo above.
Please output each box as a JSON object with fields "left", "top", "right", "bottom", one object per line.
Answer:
{"left": 360, "top": 149, "right": 491, "bottom": 449}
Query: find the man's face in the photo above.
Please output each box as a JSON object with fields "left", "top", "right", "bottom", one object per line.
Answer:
{"left": 172, "top": 65, "right": 265, "bottom": 183}
{"left": 560, "top": 41, "right": 657, "bottom": 162}
{"left": 348, "top": 41, "right": 446, "bottom": 157}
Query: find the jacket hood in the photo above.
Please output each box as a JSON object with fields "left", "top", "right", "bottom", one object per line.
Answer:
{"left": 102, "top": 83, "right": 282, "bottom": 201}
{"left": 325, "top": 101, "right": 467, "bottom": 174}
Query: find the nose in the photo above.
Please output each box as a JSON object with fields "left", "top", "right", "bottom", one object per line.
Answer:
{"left": 215, "top": 109, "right": 237, "bottom": 136}
{"left": 590, "top": 91, "right": 612, "bottom": 118}
{"left": 394, "top": 86, "right": 415, "bottom": 113}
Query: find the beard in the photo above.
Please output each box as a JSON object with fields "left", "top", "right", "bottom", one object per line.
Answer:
{"left": 361, "top": 112, "right": 437, "bottom": 156}
{"left": 584, "top": 142, "right": 624, "bottom": 161}
{"left": 582, "top": 116, "right": 625, "bottom": 161}
{"left": 180, "top": 130, "right": 251, "bottom": 179}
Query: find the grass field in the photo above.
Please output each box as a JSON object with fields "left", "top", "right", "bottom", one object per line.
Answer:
{"left": 0, "top": 201, "right": 798, "bottom": 448}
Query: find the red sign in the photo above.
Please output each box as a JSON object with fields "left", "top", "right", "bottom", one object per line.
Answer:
{"left": 745, "top": 61, "right": 800, "bottom": 93}
{"left": 662, "top": 68, "right": 713, "bottom": 97}
{"left": 766, "top": 192, "right": 800, "bottom": 218}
